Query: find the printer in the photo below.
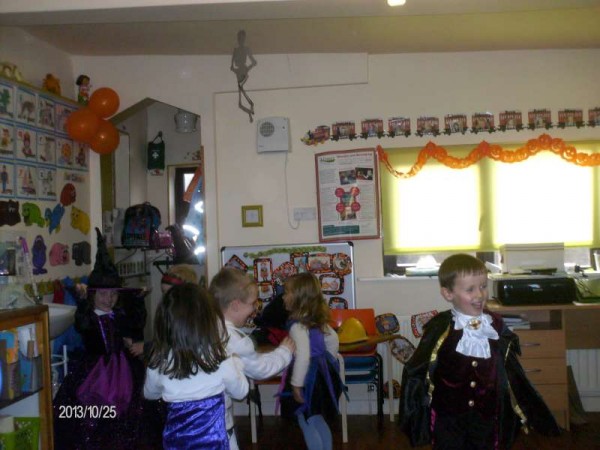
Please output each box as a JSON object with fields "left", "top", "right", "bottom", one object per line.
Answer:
{"left": 490, "top": 274, "right": 576, "bottom": 305}
{"left": 491, "top": 243, "right": 575, "bottom": 305}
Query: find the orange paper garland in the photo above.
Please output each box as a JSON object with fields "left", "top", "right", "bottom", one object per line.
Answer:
{"left": 377, "top": 134, "right": 600, "bottom": 179}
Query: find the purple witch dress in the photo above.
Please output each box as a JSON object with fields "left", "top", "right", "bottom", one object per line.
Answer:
{"left": 53, "top": 302, "right": 164, "bottom": 450}
{"left": 280, "top": 326, "right": 345, "bottom": 420}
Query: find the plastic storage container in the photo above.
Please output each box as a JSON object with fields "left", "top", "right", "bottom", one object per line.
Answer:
{"left": 0, "top": 417, "right": 40, "bottom": 450}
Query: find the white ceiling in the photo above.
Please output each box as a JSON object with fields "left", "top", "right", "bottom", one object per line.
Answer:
{"left": 1, "top": 0, "right": 600, "bottom": 56}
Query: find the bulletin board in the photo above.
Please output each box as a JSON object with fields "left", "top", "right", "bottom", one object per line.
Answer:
{"left": 315, "top": 148, "right": 381, "bottom": 242}
{"left": 221, "top": 242, "right": 356, "bottom": 317}
{"left": 0, "top": 75, "right": 91, "bottom": 301}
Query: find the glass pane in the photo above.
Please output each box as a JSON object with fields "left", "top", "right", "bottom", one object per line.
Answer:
{"left": 389, "top": 165, "right": 480, "bottom": 251}
{"left": 183, "top": 173, "right": 194, "bottom": 192}
{"left": 492, "top": 153, "right": 593, "bottom": 245}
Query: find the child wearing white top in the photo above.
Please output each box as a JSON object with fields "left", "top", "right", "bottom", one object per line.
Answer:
{"left": 281, "top": 272, "right": 345, "bottom": 450}
{"left": 144, "top": 283, "right": 248, "bottom": 449}
{"left": 209, "top": 267, "right": 295, "bottom": 450}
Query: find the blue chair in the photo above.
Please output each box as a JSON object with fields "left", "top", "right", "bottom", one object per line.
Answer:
{"left": 331, "top": 308, "right": 384, "bottom": 419}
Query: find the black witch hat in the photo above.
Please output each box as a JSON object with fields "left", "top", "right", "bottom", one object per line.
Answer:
{"left": 88, "top": 227, "right": 122, "bottom": 289}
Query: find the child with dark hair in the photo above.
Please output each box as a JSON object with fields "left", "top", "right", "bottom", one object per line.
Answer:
{"left": 144, "top": 283, "right": 249, "bottom": 449}
{"left": 281, "top": 272, "right": 345, "bottom": 450}
{"left": 53, "top": 228, "right": 159, "bottom": 450}
{"left": 399, "top": 253, "right": 560, "bottom": 449}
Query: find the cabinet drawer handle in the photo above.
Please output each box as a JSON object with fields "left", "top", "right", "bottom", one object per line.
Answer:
{"left": 524, "top": 368, "right": 542, "bottom": 373}
{"left": 521, "top": 342, "right": 541, "bottom": 347}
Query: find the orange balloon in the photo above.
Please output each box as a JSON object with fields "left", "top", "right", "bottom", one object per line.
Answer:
{"left": 89, "top": 119, "right": 120, "bottom": 155}
{"left": 89, "top": 87, "right": 120, "bottom": 119}
{"left": 66, "top": 108, "right": 100, "bottom": 142}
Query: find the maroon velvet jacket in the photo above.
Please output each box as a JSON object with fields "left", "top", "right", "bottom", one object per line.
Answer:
{"left": 431, "top": 319, "right": 500, "bottom": 418}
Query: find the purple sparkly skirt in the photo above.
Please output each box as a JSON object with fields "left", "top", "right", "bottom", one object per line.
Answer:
{"left": 163, "top": 394, "right": 228, "bottom": 449}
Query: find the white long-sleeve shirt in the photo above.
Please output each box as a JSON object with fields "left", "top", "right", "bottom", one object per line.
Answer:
{"left": 224, "top": 320, "right": 292, "bottom": 434}
{"left": 144, "top": 354, "right": 248, "bottom": 403}
{"left": 226, "top": 320, "right": 292, "bottom": 380}
{"left": 289, "top": 323, "right": 338, "bottom": 387}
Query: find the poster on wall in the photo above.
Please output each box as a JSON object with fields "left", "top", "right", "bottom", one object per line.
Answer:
{"left": 16, "top": 163, "right": 37, "bottom": 198}
{"left": 315, "top": 148, "right": 381, "bottom": 242}
{"left": 16, "top": 126, "right": 36, "bottom": 161}
{"left": 0, "top": 75, "right": 92, "bottom": 283}
{"left": 0, "top": 162, "right": 15, "bottom": 197}
{"left": 37, "top": 167, "right": 57, "bottom": 200}
{"left": 37, "top": 133, "right": 56, "bottom": 165}
{"left": 0, "top": 122, "right": 14, "bottom": 157}
{"left": 0, "top": 81, "right": 15, "bottom": 121}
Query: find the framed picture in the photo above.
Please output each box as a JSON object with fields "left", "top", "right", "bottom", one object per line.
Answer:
{"left": 254, "top": 257, "right": 273, "bottom": 282}
{"left": 307, "top": 253, "right": 332, "bottom": 272}
{"left": 315, "top": 148, "right": 381, "bottom": 242}
{"left": 242, "top": 204, "right": 263, "bottom": 227}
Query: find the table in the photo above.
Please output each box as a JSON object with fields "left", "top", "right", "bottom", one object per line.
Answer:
{"left": 487, "top": 300, "right": 600, "bottom": 429}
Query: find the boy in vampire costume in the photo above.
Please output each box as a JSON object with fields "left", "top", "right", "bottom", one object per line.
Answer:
{"left": 399, "top": 254, "right": 560, "bottom": 449}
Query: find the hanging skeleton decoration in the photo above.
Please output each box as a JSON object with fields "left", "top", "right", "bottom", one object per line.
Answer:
{"left": 230, "top": 30, "right": 257, "bottom": 123}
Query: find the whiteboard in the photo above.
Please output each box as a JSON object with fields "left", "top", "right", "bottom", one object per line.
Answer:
{"left": 221, "top": 242, "right": 355, "bottom": 310}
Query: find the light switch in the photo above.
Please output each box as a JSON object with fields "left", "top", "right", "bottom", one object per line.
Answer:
{"left": 293, "top": 207, "right": 316, "bottom": 221}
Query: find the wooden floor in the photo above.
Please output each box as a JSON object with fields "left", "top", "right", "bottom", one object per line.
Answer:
{"left": 236, "top": 412, "right": 600, "bottom": 450}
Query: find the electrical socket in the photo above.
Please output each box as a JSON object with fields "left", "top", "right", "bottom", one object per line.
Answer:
{"left": 293, "top": 207, "right": 316, "bottom": 221}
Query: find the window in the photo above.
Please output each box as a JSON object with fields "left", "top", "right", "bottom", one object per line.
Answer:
{"left": 381, "top": 140, "right": 600, "bottom": 261}
{"left": 172, "top": 166, "right": 197, "bottom": 226}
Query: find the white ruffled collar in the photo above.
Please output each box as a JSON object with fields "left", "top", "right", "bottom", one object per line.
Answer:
{"left": 452, "top": 308, "right": 499, "bottom": 359}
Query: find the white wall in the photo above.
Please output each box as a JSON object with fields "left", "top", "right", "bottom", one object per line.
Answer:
{"left": 0, "top": 27, "right": 75, "bottom": 96}
{"left": 69, "top": 48, "right": 600, "bottom": 316}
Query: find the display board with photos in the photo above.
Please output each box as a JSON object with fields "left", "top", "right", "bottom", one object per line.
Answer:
{"left": 0, "top": 75, "right": 92, "bottom": 284}
{"left": 0, "top": 76, "right": 88, "bottom": 201}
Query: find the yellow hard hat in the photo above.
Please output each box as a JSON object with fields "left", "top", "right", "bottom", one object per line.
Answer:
{"left": 337, "top": 317, "right": 368, "bottom": 344}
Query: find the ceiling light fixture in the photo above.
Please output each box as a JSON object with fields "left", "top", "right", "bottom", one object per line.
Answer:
{"left": 388, "top": 0, "right": 406, "bottom": 6}
{"left": 174, "top": 109, "right": 198, "bottom": 133}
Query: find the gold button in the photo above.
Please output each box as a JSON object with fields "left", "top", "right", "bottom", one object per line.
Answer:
{"left": 468, "top": 400, "right": 475, "bottom": 407}
{"left": 470, "top": 381, "right": 476, "bottom": 388}
{"left": 471, "top": 361, "right": 478, "bottom": 367}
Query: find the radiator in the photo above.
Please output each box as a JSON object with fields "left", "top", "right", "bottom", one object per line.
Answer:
{"left": 567, "top": 349, "right": 600, "bottom": 411}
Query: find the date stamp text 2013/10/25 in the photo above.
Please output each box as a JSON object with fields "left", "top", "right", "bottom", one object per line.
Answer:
{"left": 57, "top": 405, "right": 117, "bottom": 419}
